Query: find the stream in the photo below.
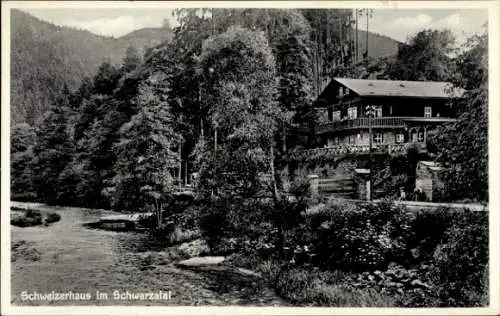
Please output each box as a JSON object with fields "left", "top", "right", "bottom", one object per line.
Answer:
{"left": 10, "top": 202, "right": 287, "bottom": 306}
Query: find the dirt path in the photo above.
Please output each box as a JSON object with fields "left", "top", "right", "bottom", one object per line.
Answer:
{"left": 10, "top": 202, "right": 287, "bottom": 306}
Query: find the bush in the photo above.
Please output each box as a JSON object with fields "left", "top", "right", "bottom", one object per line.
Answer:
{"left": 11, "top": 209, "right": 61, "bottom": 227}
{"left": 350, "top": 263, "right": 438, "bottom": 307}
{"left": 166, "top": 227, "right": 200, "bottom": 245}
{"left": 199, "top": 196, "right": 281, "bottom": 254}
{"left": 25, "top": 208, "right": 42, "bottom": 218}
{"left": 275, "top": 267, "right": 394, "bottom": 306}
{"left": 430, "top": 209, "right": 488, "bottom": 306}
{"left": 408, "top": 207, "right": 454, "bottom": 262}
{"left": 11, "top": 215, "right": 42, "bottom": 227}
{"left": 44, "top": 212, "right": 61, "bottom": 224}
{"left": 312, "top": 200, "right": 414, "bottom": 271}
{"left": 11, "top": 208, "right": 43, "bottom": 227}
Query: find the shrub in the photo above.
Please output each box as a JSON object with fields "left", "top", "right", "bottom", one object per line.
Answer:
{"left": 166, "top": 227, "right": 200, "bottom": 245}
{"left": 312, "top": 200, "right": 414, "bottom": 271}
{"left": 44, "top": 212, "right": 61, "bottom": 224}
{"left": 200, "top": 196, "right": 281, "bottom": 254}
{"left": 256, "top": 259, "right": 282, "bottom": 284}
{"left": 349, "top": 263, "right": 438, "bottom": 307}
{"left": 430, "top": 209, "right": 488, "bottom": 306}
{"left": 11, "top": 209, "right": 43, "bottom": 227}
{"left": 11, "top": 216, "right": 41, "bottom": 227}
{"left": 408, "top": 207, "right": 454, "bottom": 262}
{"left": 199, "top": 198, "right": 237, "bottom": 252}
{"left": 275, "top": 267, "right": 394, "bottom": 306}
{"left": 11, "top": 209, "right": 61, "bottom": 227}
{"left": 25, "top": 208, "right": 42, "bottom": 219}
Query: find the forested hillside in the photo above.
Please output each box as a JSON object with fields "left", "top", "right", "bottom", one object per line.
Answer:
{"left": 10, "top": 8, "right": 486, "bottom": 208}
{"left": 357, "top": 30, "right": 400, "bottom": 59}
{"left": 10, "top": 9, "right": 401, "bottom": 125}
{"left": 10, "top": 9, "right": 172, "bottom": 125}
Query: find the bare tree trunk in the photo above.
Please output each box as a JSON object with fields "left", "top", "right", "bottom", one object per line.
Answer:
{"left": 155, "top": 198, "right": 160, "bottom": 228}
{"left": 270, "top": 145, "right": 278, "bottom": 200}
{"left": 270, "top": 144, "right": 285, "bottom": 259}
{"left": 185, "top": 161, "right": 188, "bottom": 186}
{"left": 355, "top": 9, "right": 358, "bottom": 74}
{"left": 157, "top": 199, "right": 162, "bottom": 226}
{"left": 178, "top": 141, "right": 182, "bottom": 191}
{"left": 366, "top": 12, "right": 369, "bottom": 58}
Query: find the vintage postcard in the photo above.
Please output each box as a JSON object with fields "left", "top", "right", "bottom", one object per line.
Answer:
{"left": 1, "top": 1, "right": 499, "bottom": 315}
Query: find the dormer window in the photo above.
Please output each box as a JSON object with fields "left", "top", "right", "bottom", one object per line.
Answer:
{"left": 424, "top": 106, "right": 432, "bottom": 118}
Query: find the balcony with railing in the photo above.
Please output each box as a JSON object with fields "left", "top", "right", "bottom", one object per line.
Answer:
{"left": 288, "top": 143, "right": 426, "bottom": 162}
{"left": 316, "top": 116, "right": 456, "bottom": 135}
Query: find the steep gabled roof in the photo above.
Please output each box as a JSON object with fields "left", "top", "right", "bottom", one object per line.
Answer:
{"left": 333, "top": 78, "right": 464, "bottom": 99}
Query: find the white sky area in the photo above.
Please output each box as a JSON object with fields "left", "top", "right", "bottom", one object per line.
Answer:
{"left": 23, "top": 7, "right": 487, "bottom": 45}
{"left": 357, "top": 9, "right": 487, "bottom": 45}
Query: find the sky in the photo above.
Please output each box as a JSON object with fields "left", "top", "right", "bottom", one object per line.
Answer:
{"left": 22, "top": 7, "right": 488, "bottom": 44}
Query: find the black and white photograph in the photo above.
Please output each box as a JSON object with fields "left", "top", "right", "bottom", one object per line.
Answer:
{"left": 1, "top": 1, "right": 498, "bottom": 314}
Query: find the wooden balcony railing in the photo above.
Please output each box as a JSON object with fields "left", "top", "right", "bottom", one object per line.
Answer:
{"left": 288, "top": 143, "right": 423, "bottom": 161}
{"left": 316, "top": 116, "right": 455, "bottom": 134}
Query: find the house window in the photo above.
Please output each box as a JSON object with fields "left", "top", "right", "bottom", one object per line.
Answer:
{"left": 348, "top": 107, "right": 358, "bottom": 119}
{"left": 373, "top": 133, "right": 383, "bottom": 144}
{"left": 417, "top": 131, "right": 425, "bottom": 142}
{"left": 332, "top": 111, "right": 341, "bottom": 121}
{"left": 345, "top": 87, "right": 350, "bottom": 95}
{"left": 424, "top": 106, "right": 432, "bottom": 118}
{"left": 339, "top": 87, "right": 344, "bottom": 97}
{"left": 396, "top": 133, "right": 405, "bottom": 143}
{"left": 375, "top": 106, "right": 383, "bottom": 117}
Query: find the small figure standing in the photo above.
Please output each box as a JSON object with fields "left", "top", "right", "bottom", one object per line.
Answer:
{"left": 413, "top": 187, "right": 426, "bottom": 201}
{"left": 399, "top": 187, "right": 406, "bottom": 201}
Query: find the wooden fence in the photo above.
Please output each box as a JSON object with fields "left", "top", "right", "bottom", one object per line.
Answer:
{"left": 317, "top": 176, "right": 356, "bottom": 199}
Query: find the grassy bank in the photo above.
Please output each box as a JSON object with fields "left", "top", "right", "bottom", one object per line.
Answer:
{"left": 208, "top": 198, "right": 488, "bottom": 307}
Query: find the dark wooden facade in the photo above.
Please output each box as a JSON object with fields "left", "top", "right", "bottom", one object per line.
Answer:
{"left": 313, "top": 78, "right": 460, "bottom": 149}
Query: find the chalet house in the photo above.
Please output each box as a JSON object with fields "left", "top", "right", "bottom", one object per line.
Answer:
{"left": 312, "top": 78, "right": 463, "bottom": 155}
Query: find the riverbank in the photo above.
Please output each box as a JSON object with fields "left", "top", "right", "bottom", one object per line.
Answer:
{"left": 10, "top": 202, "right": 287, "bottom": 306}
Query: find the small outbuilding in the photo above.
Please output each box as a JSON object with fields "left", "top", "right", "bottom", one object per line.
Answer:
{"left": 415, "top": 161, "right": 446, "bottom": 202}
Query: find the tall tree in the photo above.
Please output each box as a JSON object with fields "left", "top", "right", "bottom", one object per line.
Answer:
{"left": 428, "top": 30, "right": 488, "bottom": 202}
{"left": 272, "top": 11, "right": 315, "bottom": 151}
{"left": 59, "top": 59, "right": 139, "bottom": 208}
{"left": 301, "top": 9, "right": 354, "bottom": 95}
{"left": 30, "top": 88, "right": 75, "bottom": 204}
{"left": 122, "top": 46, "right": 141, "bottom": 73}
{"left": 111, "top": 81, "right": 179, "bottom": 214}
{"left": 197, "top": 26, "right": 280, "bottom": 192}
{"left": 11, "top": 123, "right": 37, "bottom": 200}
{"left": 196, "top": 26, "right": 295, "bottom": 253}
{"left": 388, "top": 29, "right": 456, "bottom": 81}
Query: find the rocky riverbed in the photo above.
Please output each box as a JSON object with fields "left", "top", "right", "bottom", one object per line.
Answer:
{"left": 10, "top": 202, "right": 287, "bottom": 306}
